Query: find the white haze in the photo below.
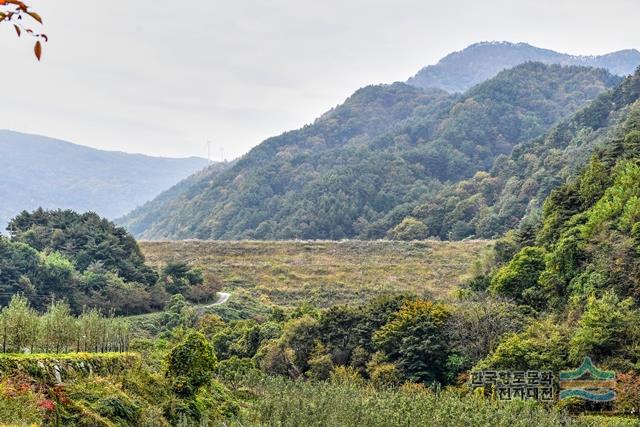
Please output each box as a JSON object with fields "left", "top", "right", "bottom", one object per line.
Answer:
{"left": 0, "top": 0, "right": 638, "bottom": 159}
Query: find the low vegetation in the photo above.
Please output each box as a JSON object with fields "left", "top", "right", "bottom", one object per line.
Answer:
{"left": 228, "top": 377, "right": 635, "bottom": 427}
{"left": 0, "top": 331, "right": 237, "bottom": 426}
{"left": 140, "top": 239, "right": 494, "bottom": 307}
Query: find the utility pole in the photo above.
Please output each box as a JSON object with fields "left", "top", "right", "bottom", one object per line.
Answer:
{"left": 207, "top": 141, "right": 212, "bottom": 165}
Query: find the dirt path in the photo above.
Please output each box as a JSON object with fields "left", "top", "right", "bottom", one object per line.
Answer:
{"left": 195, "top": 292, "right": 231, "bottom": 315}
{"left": 211, "top": 292, "right": 230, "bottom": 306}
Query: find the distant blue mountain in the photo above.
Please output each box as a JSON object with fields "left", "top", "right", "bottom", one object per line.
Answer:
{"left": 408, "top": 41, "right": 640, "bottom": 93}
{"left": 0, "top": 130, "right": 209, "bottom": 230}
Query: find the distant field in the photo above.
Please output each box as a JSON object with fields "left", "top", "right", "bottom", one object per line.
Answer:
{"left": 140, "top": 240, "right": 494, "bottom": 307}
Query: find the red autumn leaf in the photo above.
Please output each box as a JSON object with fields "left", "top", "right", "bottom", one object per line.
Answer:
{"left": 34, "top": 39, "right": 41, "bottom": 60}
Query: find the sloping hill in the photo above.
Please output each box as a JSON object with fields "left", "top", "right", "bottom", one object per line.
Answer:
{"left": 0, "top": 130, "right": 209, "bottom": 230}
{"left": 407, "top": 41, "right": 640, "bottom": 93}
{"left": 408, "top": 67, "right": 640, "bottom": 240}
{"left": 483, "top": 83, "right": 640, "bottom": 314}
{"left": 117, "top": 161, "right": 231, "bottom": 237}
{"left": 120, "top": 63, "right": 619, "bottom": 240}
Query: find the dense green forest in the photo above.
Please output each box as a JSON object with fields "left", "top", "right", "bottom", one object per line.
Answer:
{"left": 410, "top": 66, "right": 640, "bottom": 240}
{"left": 0, "top": 209, "right": 218, "bottom": 314}
{"left": 481, "top": 100, "right": 640, "bottom": 325}
{"left": 119, "top": 63, "right": 619, "bottom": 240}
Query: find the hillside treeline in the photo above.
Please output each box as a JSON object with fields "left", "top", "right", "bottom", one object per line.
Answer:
{"left": 1, "top": 209, "right": 219, "bottom": 314}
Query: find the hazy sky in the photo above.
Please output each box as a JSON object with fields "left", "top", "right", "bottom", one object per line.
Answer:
{"left": 1, "top": 0, "right": 639, "bottom": 159}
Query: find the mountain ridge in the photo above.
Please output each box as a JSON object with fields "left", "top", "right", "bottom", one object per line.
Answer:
{"left": 407, "top": 41, "right": 640, "bottom": 93}
{"left": 119, "top": 62, "right": 620, "bottom": 240}
{"left": 0, "top": 129, "right": 207, "bottom": 161}
{"left": 0, "top": 130, "right": 209, "bottom": 230}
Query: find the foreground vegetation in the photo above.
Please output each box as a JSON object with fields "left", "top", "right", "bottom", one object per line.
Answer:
{"left": 0, "top": 295, "right": 130, "bottom": 354}
{"left": 229, "top": 377, "right": 640, "bottom": 427}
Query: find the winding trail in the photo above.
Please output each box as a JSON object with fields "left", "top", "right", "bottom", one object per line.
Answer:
{"left": 195, "top": 292, "right": 231, "bottom": 315}
{"left": 211, "top": 292, "right": 231, "bottom": 306}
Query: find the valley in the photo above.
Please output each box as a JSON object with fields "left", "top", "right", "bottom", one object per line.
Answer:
{"left": 139, "top": 239, "right": 494, "bottom": 307}
{"left": 1, "top": 12, "right": 640, "bottom": 423}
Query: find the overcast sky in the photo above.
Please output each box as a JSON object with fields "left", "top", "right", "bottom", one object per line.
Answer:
{"left": 0, "top": 0, "right": 639, "bottom": 159}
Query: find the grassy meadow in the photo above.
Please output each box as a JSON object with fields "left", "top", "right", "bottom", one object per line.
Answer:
{"left": 139, "top": 240, "right": 494, "bottom": 307}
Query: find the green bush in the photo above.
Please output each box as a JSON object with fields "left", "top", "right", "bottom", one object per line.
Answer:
{"left": 0, "top": 386, "right": 42, "bottom": 426}
{"left": 387, "top": 217, "right": 430, "bottom": 241}
{"left": 490, "top": 246, "right": 547, "bottom": 308}
{"left": 165, "top": 331, "right": 217, "bottom": 396}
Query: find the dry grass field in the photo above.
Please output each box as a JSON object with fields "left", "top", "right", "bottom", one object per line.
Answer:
{"left": 140, "top": 240, "right": 494, "bottom": 308}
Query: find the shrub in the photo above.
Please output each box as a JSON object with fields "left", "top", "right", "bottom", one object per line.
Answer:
{"left": 165, "top": 331, "right": 217, "bottom": 396}
{"left": 229, "top": 376, "right": 583, "bottom": 426}
{"left": 387, "top": 217, "right": 430, "bottom": 241}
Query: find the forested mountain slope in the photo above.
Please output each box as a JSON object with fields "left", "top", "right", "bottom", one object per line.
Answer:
{"left": 407, "top": 41, "right": 640, "bottom": 93}
{"left": 0, "top": 131, "right": 209, "bottom": 230}
{"left": 440, "top": 87, "right": 640, "bottom": 399}
{"left": 117, "top": 162, "right": 231, "bottom": 237}
{"left": 485, "top": 98, "right": 640, "bottom": 310}
{"left": 121, "top": 63, "right": 619, "bottom": 240}
{"left": 408, "top": 67, "right": 640, "bottom": 240}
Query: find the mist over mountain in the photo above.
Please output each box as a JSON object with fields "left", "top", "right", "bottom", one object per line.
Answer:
{"left": 0, "top": 130, "right": 208, "bottom": 230}
{"left": 407, "top": 41, "right": 640, "bottom": 93}
{"left": 119, "top": 62, "right": 620, "bottom": 240}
